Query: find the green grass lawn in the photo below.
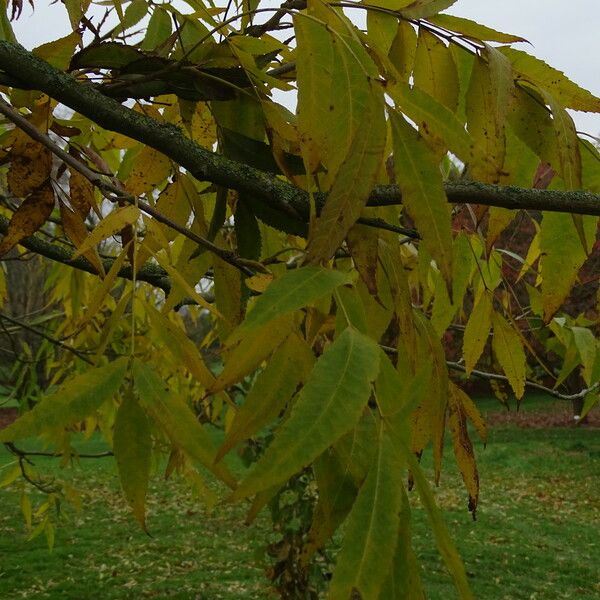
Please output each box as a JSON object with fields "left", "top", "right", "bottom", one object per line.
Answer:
{"left": 0, "top": 397, "right": 598, "bottom": 599}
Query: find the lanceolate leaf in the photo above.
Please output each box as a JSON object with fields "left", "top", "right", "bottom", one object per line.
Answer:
{"left": 0, "top": 358, "right": 128, "bottom": 442}
{"left": 390, "top": 112, "right": 453, "bottom": 287}
{"left": 306, "top": 90, "right": 386, "bottom": 263}
{"left": 428, "top": 14, "right": 527, "bottom": 43}
{"left": 413, "top": 28, "right": 459, "bottom": 112}
{"left": 229, "top": 327, "right": 380, "bottom": 502}
{"left": 114, "top": 389, "right": 152, "bottom": 530}
{"left": 463, "top": 291, "right": 493, "bottom": 375}
{"left": 378, "top": 488, "right": 426, "bottom": 599}
{"left": 216, "top": 333, "right": 315, "bottom": 461}
{"left": 133, "top": 360, "right": 236, "bottom": 488}
{"left": 329, "top": 424, "right": 403, "bottom": 600}
{"left": 466, "top": 55, "right": 506, "bottom": 182}
{"left": 241, "top": 266, "right": 351, "bottom": 331}
{"left": 406, "top": 451, "right": 474, "bottom": 600}
{"left": 0, "top": 183, "right": 55, "bottom": 256}
{"left": 500, "top": 47, "right": 600, "bottom": 112}
{"left": 390, "top": 81, "right": 473, "bottom": 162}
{"left": 399, "top": 0, "right": 459, "bottom": 19}
{"left": 294, "top": 13, "right": 334, "bottom": 174}
{"left": 540, "top": 212, "right": 588, "bottom": 322}
{"left": 209, "top": 313, "right": 296, "bottom": 394}
{"left": 540, "top": 90, "right": 582, "bottom": 190}
{"left": 448, "top": 382, "right": 479, "bottom": 515}
{"left": 71, "top": 205, "right": 140, "bottom": 259}
{"left": 491, "top": 312, "right": 526, "bottom": 399}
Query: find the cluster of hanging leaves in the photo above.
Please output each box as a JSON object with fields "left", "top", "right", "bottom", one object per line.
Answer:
{"left": 0, "top": 0, "right": 599, "bottom": 596}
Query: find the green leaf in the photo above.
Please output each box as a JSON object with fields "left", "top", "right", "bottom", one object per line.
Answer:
{"left": 294, "top": 14, "right": 334, "bottom": 174}
{"left": 33, "top": 32, "right": 81, "bottom": 70}
{"left": 114, "top": 390, "right": 152, "bottom": 530}
{"left": 390, "top": 112, "right": 453, "bottom": 288}
{"left": 540, "top": 212, "right": 588, "bottom": 321}
{"left": 294, "top": 10, "right": 379, "bottom": 182}
{"left": 133, "top": 361, "right": 236, "bottom": 488}
{"left": 540, "top": 89, "right": 582, "bottom": 189}
{"left": 329, "top": 424, "right": 404, "bottom": 600}
{"left": 0, "top": 0, "right": 15, "bottom": 43}
{"left": 406, "top": 450, "right": 474, "bottom": 599}
{"left": 466, "top": 54, "right": 508, "bottom": 182}
{"left": 448, "top": 382, "right": 479, "bottom": 515}
{"left": 500, "top": 47, "right": 600, "bottom": 113}
{"left": 241, "top": 266, "right": 351, "bottom": 331}
{"left": 570, "top": 327, "right": 598, "bottom": 386}
{"left": 216, "top": 333, "right": 315, "bottom": 461}
{"left": 209, "top": 313, "right": 296, "bottom": 394}
{"left": 141, "top": 7, "right": 172, "bottom": 52}
{"left": 306, "top": 90, "right": 386, "bottom": 263}
{"left": 378, "top": 488, "right": 426, "bottom": 599}
{"left": 428, "top": 14, "right": 527, "bottom": 43}
{"left": 229, "top": 327, "right": 380, "bottom": 502}
{"left": 491, "top": 312, "right": 526, "bottom": 399}
{"left": 413, "top": 28, "right": 459, "bottom": 112}
{"left": 389, "top": 81, "right": 473, "bottom": 162}
{"left": 71, "top": 42, "right": 145, "bottom": 69}
{"left": 399, "top": 0, "right": 458, "bottom": 19}
{"left": 463, "top": 291, "right": 493, "bottom": 375}
{"left": 0, "top": 358, "right": 128, "bottom": 442}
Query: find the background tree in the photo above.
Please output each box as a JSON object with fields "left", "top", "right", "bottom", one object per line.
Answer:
{"left": 0, "top": 0, "right": 599, "bottom": 597}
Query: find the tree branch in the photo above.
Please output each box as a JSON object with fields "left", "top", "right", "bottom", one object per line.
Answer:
{"left": 0, "top": 41, "right": 597, "bottom": 234}
{"left": 0, "top": 213, "right": 173, "bottom": 291}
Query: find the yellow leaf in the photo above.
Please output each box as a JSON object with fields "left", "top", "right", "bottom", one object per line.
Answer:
{"left": 306, "top": 91, "right": 386, "bottom": 263}
{"left": 59, "top": 200, "right": 105, "bottom": 276}
{"left": 463, "top": 291, "right": 493, "bottom": 375}
{"left": 7, "top": 131, "right": 52, "bottom": 197}
{"left": 448, "top": 382, "right": 479, "bottom": 515}
{"left": 71, "top": 205, "right": 140, "bottom": 259}
{"left": 114, "top": 390, "right": 152, "bottom": 531}
{"left": 491, "top": 311, "right": 526, "bottom": 399}
{"left": 413, "top": 28, "right": 459, "bottom": 112}
{"left": 69, "top": 168, "right": 97, "bottom": 219}
{"left": 124, "top": 146, "right": 171, "bottom": 196}
{"left": 390, "top": 112, "right": 453, "bottom": 288}
{"left": 0, "top": 183, "right": 55, "bottom": 256}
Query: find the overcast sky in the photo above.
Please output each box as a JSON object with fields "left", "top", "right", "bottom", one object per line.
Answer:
{"left": 10, "top": 0, "right": 600, "bottom": 135}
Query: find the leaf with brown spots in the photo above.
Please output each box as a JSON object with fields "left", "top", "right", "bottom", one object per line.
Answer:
{"left": 7, "top": 130, "right": 52, "bottom": 197}
{"left": 0, "top": 182, "right": 55, "bottom": 256}
{"left": 59, "top": 199, "right": 105, "bottom": 276}
{"left": 448, "top": 382, "right": 479, "bottom": 517}
{"left": 69, "top": 168, "right": 97, "bottom": 219}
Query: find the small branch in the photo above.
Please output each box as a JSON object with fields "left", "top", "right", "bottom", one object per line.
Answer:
{"left": 380, "top": 344, "right": 598, "bottom": 402}
{"left": 446, "top": 361, "right": 599, "bottom": 402}
{"left": 4, "top": 442, "right": 113, "bottom": 459}
{"left": 0, "top": 98, "right": 255, "bottom": 277}
{"left": 0, "top": 311, "right": 94, "bottom": 364}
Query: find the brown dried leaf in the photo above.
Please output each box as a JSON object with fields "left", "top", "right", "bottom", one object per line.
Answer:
{"left": 7, "top": 131, "right": 52, "bottom": 197}
{"left": 59, "top": 200, "right": 105, "bottom": 276}
{"left": 69, "top": 168, "right": 96, "bottom": 219}
{"left": 0, "top": 182, "right": 54, "bottom": 256}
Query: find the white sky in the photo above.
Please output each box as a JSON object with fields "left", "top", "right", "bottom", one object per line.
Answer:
{"left": 9, "top": 0, "right": 600, "bottom": 135}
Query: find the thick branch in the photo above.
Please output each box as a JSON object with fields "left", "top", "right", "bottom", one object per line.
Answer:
{"left": 0, "top": 41, "right": 599, "bottom": 241}
{"left": 369, "top": 182, "right": 600, "bottom": 217}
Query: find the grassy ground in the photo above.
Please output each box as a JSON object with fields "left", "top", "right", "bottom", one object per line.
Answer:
{"left": 0, "top": 396, "right": 598, "bottom": 599}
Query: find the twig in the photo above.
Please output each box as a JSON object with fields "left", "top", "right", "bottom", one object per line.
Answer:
{"left": 0, "top": 312, "right": 94, "bottom": 364}
{"left": 380, "top": 344, "right": 598, "bottom": 402}
{"left": 0, "top": 98, "right": 254, "bottom": 276}
{"left": 446, "top": 361, "right": 599, "bottom": 402}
